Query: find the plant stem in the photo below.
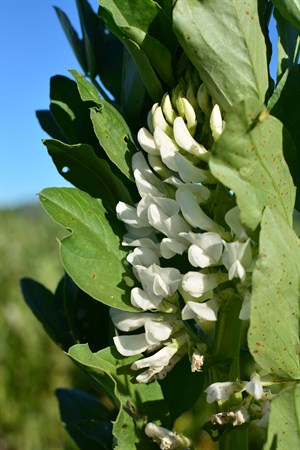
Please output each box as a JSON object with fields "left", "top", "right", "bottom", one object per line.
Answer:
{"left": 209, "top": 290, "right": 249, "bottom": 450}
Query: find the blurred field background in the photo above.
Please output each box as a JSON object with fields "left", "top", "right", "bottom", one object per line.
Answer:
{"left": 0, "top": 204, "right": 80, "bottom": 450}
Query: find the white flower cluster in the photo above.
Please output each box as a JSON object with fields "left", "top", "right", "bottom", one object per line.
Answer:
{"left": 205, "top": 373, "right": 272, "bottom": 428}
{"left": 111, "top": 78, "right": 254, "bottom": 383}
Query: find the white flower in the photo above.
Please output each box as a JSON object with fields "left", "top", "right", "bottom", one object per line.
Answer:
{"left": 232, "top": 406, "right": 250, "bottom": 426}
{"left": 110, "top": 309, "right": 158, "bottom": 331}
{"left": 113, "top": 318, "right": 173, "bottom": 357}
{"left": 181, "top": 231, "right": 223, "bottom": 268}
{"left": 174, "top": 151, "right": 215, "bottom": 184}
{"left": 160, "top": 237, "right": 187, "bottom": 259}
{"left": 181, "top": 298, "right": 219, "bottom": 321}
{"left": 132, "top": 152, "right": 166, "bottom": 198}
{"left": 210, "top": 104, "right": 224, "bottom": 140}
{"left": 239, "top": 290, "right": 251, "bottom": 320}
{"left": 181, "top": 271, "right": 227, "bottom": 298}
{"left": 113, "top": 333, "right": 150, "bottom": 356}
{"left": 225, "top": 206, "right": 248, "bottom": 241}
{"left": 152, "top": 104, "right": 173, "bottom": 135}
{"left": 153, "top": 127, "right": 179, "bottom": 171}
{"left": 222, "top": 238, "right": 252, "bottom": 282}
{"left": 136, "top": 264, "right": 181, "bottom": 299}
{"left": 173, "top": 116, "right": 209, "bottom": 161}
{"left": 145, "top": 423, "right": 192, "bottom": 450}
{"left": 116, "top": 202, "right": 149, "bottom": 229}
{"left": 191, "top": 348, "right": 205, "bottom": 372}
{"left": 131, "top": 287, "right": 161, "bottom": 310}
{"left": 148, "top": 203, "right": 191, "bottom": 238}
{"left": 137, "top": 127, "right": 159, "bottom": 155}
{"left": 245, "top": 373, "right": 263, "bottom": 400}
{"left": 127, "top": 247, "right": 160, "bottom": 268}
{"left": 205, "top": 381, "right": 246, "bottom": 403}
{"left": 137, "top": 194, "right": 179, "bottom": 222}
{"left": 131, "top": 345, "right": 178, "bottom": 383}
{"left": 176, "top": 188, "right": 223, "bottom": 233}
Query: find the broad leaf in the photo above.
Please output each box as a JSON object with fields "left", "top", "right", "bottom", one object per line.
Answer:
{"left": 39, "top": 188, "right": 136, "bottom": 311}
{"left": 70, "top": 70, "right": 136, "bottom": 179}
{"left": 271, "top": 0, "right": 300, "bottom": 32}
{"left": 98, "top": 0, "right": 176, "bottom": 87}
{"left": 173, "top": 0, "right": 269, "bottom": 111}
{"left": 209, "top": 98, "right": 296, "bottom": 230}
{"left": 98, "top": 4, "right": 164, "bottom": 100}
{"left": 68, "top": 344, "right": 170, "bottom": 449}
{"left": 268, "top": 65, "right": 300, "bottom": 209}
{"left": 248, "top": 208, "right": 300, "bottom": 380}
{"left": 62, "top": 274, "right": 111, "bottom": 352}
{"left": 263, "top": 384, "right": 300, "bottom": 450}
{"left": 50, "top": 75, "right": 100, "bottom": 150}
{"left": 274, "top": 8, "right": 300, "bottom": 76}
{"left": 54, "top": 6, "right": 88, "bottom": 74}
{"left": 56, "top": 388, "right": 113, "bottom": 450}
{"left": 36, "top": 109, "right": 67, "bottom": 141}
{"left": 20, "top": 277, "right": 74, "bottom": 351}
{"left": 75, "top": 0, "right": 102, "bottom": 80}
{"left": 43, "top": 139, "right": 133, "bottom": 211}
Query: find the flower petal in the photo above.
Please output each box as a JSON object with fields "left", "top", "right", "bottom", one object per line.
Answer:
{"left": 113, "top": 333, "right": 149, "bottom": 356}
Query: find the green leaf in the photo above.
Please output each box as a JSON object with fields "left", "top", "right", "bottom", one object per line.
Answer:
{"left": 263, "top": 384, "right": 300, "bottom": 450}
{"left": 36, "top": 110, "right": 67, "bottom": 141}
{"left": 54, "top": 6, "right": 88, "bottom": 74}
{"left": 43, "top": 139, "right": 133, "bottom": 211}
{"left": 39, "top": 188, "right": 136, "bottom": 312}
{"left": 274, "top": 8, "right": 300, "bottom": 76}
{"left": 75, "top": 0, "right": 102, "bottom": 80}
{"left": 209, "top": 98, "right": 296, "bottom": 231}
{"left": 68, "top": 344, "right": 170, "bottom": 449}
{"left": 271, "top": 0, "right": 300, "bottom": 32}
{"left": 69, "top": 69, "right": 101, "bottom": 104}
{"left": 56, "top": 388, "right": 113, "bottom": 450}
{"left": 61, "top": 274, "right": 111, "bottom": 352}
{"left": 98, "top": 4, "right": 164, "bottom": 100}
{"left": 70, "top": 70, "right": 137, "bottom": 180}
{"left": 173, "top": 0, "right": 269, "bottom": 111}
{"left": 248, "top": 208, "right": 300, "bottom": 380}
{"left": 121, "top": 48, "right": 147, "bottom": 128}
{"left": 268, "top": 65, "right": 300, "bottom": 209}
{"left": 98, "top": 0, "right": 176, "bottom": 87}
{"left": 90, "top": 103, "right": 136, "bottom": 180}
{"left": 20, "top": 277, "right": 74, "bottom": 351}
{"left": 49, "top": 75, "right": 100, "bottom": 150}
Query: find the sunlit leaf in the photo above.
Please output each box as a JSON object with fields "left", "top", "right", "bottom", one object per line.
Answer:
{"left": 248, "top": 208, "right": 300, "bottom": 380}
{"left": 70, "top": 70, "right": 137, "bottom": 179}
{"left": 39, "top": 188, "right": 136, "bottom": 311}
{"left": 271, "top": 0, "right": 300, "bottom": 32}
{"left": 98, "top": 0, "right": 176, "bottom": 86}
{"left": 173, "top": 0, "right": 269, "bottom": 111}
{"left": 263, "top": 384, "right": 300, "bottom": 450}
{"left": 68, "top": 344, "right": 170, "bottom": 449}
{"left": 209, "top": 98, "right": 296, "bottom": 230}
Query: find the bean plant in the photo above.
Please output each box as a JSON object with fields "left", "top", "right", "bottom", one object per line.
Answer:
{"left": 21, "top": 0, "right": 300, "bottom": 449}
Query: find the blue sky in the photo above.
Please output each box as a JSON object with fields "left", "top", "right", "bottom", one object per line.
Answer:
{"left": 1, "top": 0, "right": 278, "bottom": 208}
{"left": 1, "top": 0, "right": 84, "bottom": 208}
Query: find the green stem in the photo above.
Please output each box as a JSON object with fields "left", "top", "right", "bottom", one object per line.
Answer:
{"left": 209, "top": 291, "right": 249, "bottom": 450}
